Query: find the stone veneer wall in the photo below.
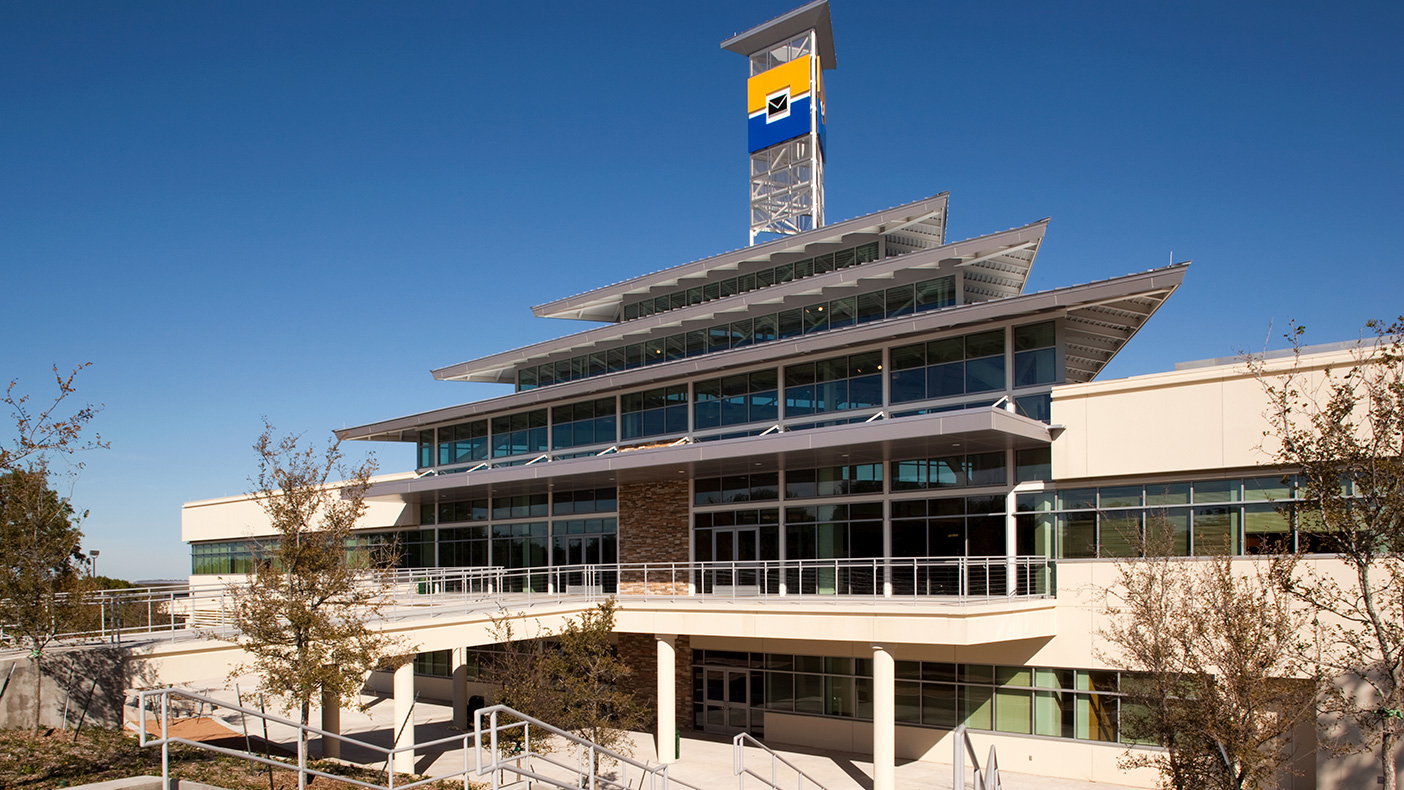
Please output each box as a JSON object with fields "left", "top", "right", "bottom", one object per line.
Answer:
{"left": 617, "top": 480, "right": 691, "bottom": 595}
{"left": 618, "top": 633, "right": 694, "bottom": 733}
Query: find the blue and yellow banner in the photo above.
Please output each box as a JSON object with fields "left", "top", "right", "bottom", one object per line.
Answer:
{"left": 747, "top": 54, "right": 823, "bottom": 154}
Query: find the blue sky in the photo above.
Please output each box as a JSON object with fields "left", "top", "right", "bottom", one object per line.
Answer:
{"left": 2, "top": 1, "right": 1400, "bottom": 581}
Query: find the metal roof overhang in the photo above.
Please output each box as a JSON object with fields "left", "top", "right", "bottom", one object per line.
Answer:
{"left": 337, "top": 263, "right": 1187, "bottom": 444}
{"left": 364, "top": 407, "right": 1050, "bottom": 505}
{"left": 439, "top": 219, "right": 1043, "bottom": 385}
{"left": 720, "top": 0, "right": 837, "bottom": 69}
{"left": 528, "top": 193, "right": 948, "bottom": 322}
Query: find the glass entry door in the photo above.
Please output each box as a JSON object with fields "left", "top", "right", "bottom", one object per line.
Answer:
{"left": 702, "top": 667, "right": 763, "bottom": 736}
{"left": 712, "top": 528, "right": 761, "bottom": 593}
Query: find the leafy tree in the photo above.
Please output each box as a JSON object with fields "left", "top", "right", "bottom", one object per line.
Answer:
{"left": 1250, "top": 320, "right": 1404, "bottom": 789}
{"left": 225, "top": 422, "right": 407, "bottom": 754}
{"left": 2, "top": 364, "right": 105, "bottom": 473}
{"left": 486, "top": 600, "right": 645, "bottom": 757}
{"left": 1, "top": 363, "right": 103, "bottom": 730}
{"left": 0, "top": 462, "right": 94, "bottom": 729}
{"left": 1102, "top": 523, "right": 1318, "bottom": 790}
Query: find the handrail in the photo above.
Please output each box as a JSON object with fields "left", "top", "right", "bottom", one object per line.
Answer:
{"left": 952, "top": 724, "right": 1001, "bottom": 790}
{"left": 6, "top": 556, "right": 1055, "bottom": 649}
{"left": 733, "top": 732, "right": 828, "bottom": 790}
{"left": 137, "top": 687, "right": 702, "bottom": 790}
{"left": 474, "top": 704, "right": 705, "bottom": 790}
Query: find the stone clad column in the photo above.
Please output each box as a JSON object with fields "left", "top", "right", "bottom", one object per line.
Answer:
{"left": 320, "top": 686, "right": 341, "bottom": 759}
{"left": 393, "top": 661, "right": 415, "bottom": 774}
{"left": 657, "top": 635, "right": 678, "bottom": 763}
{"left": 872, "top": 645, "right": 895, "bottom": 790}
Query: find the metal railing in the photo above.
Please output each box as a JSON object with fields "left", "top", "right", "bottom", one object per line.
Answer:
{"left": 733, "top": 732, "right": 828, "bottom": 790}
{"left": 952, "top": 724, "right": 1001, "bottom": 790}
{"left": 137, "top": 686, "right": 478, "bottom": 790}
{"left": 6, "top": 557, "right": 1054, "bottom": 649}
{"left": 474, "top": 704, "right": 703, "bottom": 790}
{"left": 137, "top": 687, "right": 698, "bottom": 790}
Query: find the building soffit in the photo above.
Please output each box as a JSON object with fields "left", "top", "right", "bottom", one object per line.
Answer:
{"left": 528, "top": 193, "right": 948, "bottom": 322}
{"left": 336, "top": 264, "right": 1187, "bottom": 444}
{"left": 363, "top": 406, "right": 1052, "bottom": 504}
{"left": 437, "top": 219, "right": 1046, "bottom": 385}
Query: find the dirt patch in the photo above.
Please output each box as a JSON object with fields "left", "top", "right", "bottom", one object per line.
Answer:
{"left": 0, "top": 727, "right": 471, "bottom": 790}
{"left": 133, "top": 716, "right": 294, "bottom": 757}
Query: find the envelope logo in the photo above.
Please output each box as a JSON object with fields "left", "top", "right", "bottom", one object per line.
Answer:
{"left": 766, "top": 90, "right": 791, "bottom": 122}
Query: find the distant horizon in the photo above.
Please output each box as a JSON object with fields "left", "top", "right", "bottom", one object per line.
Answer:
{"left": 3, "top": 0, "right": 1400, "bottom": 580}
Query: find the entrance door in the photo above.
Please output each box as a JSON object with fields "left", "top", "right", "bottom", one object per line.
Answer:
{"left": 712, "top": 528, "right": 760, "bottom": 593}
{"left": 702, "top": 668, "right": 763, "bottom": 736}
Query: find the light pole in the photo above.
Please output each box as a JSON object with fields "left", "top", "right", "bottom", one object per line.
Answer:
{"left": 90, "top": 549, "right": 100, "bottom": 580}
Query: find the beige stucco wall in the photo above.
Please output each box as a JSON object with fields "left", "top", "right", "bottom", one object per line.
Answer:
{"left": 181, "top": 472, "right": 418, "bottom": 544}
{"left": 1051, "top": 348, "right": 1359, "bottom": 481}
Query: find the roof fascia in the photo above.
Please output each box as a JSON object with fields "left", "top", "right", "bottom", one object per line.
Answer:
{"left": 438, "top": 218, "right": 1044, "bottom": 384}
{"left": 720, "top": 0, "right": 837, "bottom": 70}
{"left": 337, "top": 263, "right": 1186, "bottom": 443}
{"left": 529, "top": 193, "right": 948, "bottom": 321}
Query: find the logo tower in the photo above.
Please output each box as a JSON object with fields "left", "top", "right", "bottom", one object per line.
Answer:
{"left": 722, "top": 1, "right": 836, "bottom": 245}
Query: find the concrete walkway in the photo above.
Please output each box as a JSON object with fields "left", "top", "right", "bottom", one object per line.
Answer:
{"left": 157, "top": 679, "right": 1146, "bottom": 790}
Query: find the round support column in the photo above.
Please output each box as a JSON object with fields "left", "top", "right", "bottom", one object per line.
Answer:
{"left": 872, "top": 644, "right": 895, "bottom": 790}
{"left": 657, "top": 635, "right": 678, "bottom": 763}
{"left": 393, "top": 661, "right": 415, "bottom": 775}
{"left": 320, "top": 686, "right": 341, "bottom": 760}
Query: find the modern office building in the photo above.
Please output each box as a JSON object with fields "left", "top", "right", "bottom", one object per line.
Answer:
{"left": 179, "top": 3, "right": 1380, "bottom": 788}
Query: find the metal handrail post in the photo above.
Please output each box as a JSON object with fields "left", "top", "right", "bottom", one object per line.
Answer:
{"left": 161, "top": 689, "right": 170, "bottom": 790}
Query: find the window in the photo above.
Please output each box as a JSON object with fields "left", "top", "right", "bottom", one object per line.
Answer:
{"left": 552, "top": 398, "right": 617, "bottom": 449}
{"left": 1013, "top": 322, "right": 1057, "bottom": 387}
{"left": 621, "top": 385, "right": 689, "bottom": 441}
{"left": 694, "top": 370, "right": 779, "bottom": 430}
{"left": 890, "top": 329, "right": 1007, "bottom": 404}
{"left": 784, "top": 351, "right": 883, "bottom": 417}
{"left": 891, "top": 452, "right": 1006, "bottom": 491}
{"left": 694, "top": 473, "right": 780, "bottom": 506}
{"left": 491, "top": 410, "right": 547, "bottom": 458}
{"left": 785, "top": 463, "right": 884, "bottom": 499}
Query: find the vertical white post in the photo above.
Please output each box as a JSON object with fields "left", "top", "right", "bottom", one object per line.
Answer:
{"left": 452, "top": 647, "right": 469, "bottom": 730}
{"left": 393, "top": 661, "right": 415, "bottom": 774}
{"left": 657, "top": 634, "right": 678, "bottom": 763}
{"left": 872, "top": 644, "right": 895, "bottom": 790}
{"left": 321, "top": 686, "right": 341, "bottom": 759}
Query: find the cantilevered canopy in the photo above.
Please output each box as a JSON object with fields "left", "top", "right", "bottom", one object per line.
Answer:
{"left": 529, "top": 193, "right": 948, "bottom": 322}
{"left": 720, "top": 0, "right": 837, "bottom": 70}
{"left": 441, "top": 218, "right": 1042, "bottom": 386}
{"left": 362, "top": 407, "right": 1048, "bottom": 504}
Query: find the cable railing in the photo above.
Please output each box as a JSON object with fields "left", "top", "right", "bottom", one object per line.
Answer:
{"left": 733, "top": 731, "right": 828, "bottom": 790}
{"left": 952, "top": 724, "right": 1001, "bottom": 790}
{"left": 5, "top": 557, "right": 1054, "bottom": 648}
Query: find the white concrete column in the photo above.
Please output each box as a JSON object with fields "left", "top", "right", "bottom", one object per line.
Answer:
{"left": 393, "top": 661, "right": 415, "bottom": 774}
{"left": 451, "top": 647, "right": 468, "bottom": 730}
{"left": 320, "top": 686, "right": 341, "bottom": 760}
{"left": 872, "top": 644, "right": 895, "bottom": 790}
{"left": 656, "top": 635, "right": 678, "bottom": 763}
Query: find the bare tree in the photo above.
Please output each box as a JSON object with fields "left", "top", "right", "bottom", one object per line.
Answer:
{"left": 1250, "top": 320, "right": 1404, "bottom": 789}
{"left": 1102, "top": 523, "right": 1318, "bottom": 790}
{"left": 225, "top": 422, "right": 408, "bottom": 755}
